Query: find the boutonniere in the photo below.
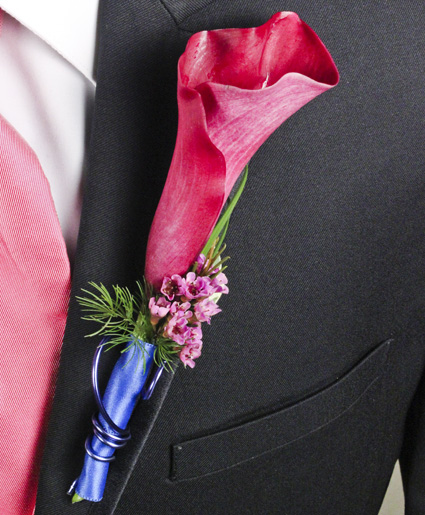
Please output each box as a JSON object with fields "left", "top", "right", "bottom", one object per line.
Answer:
{"left": 69, "top": 12, "right": 339, "bottom": 503}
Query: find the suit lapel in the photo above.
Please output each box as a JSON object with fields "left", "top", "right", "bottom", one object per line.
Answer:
{"left": 35, "top": 1, "right": 189, "bottom": 513}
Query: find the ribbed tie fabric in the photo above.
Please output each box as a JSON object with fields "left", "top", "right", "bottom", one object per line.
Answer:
{"left": 0, "top": 114, "right": 71, "bottom": 514}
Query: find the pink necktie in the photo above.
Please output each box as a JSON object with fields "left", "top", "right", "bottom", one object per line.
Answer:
{"left": 0, "top": 114, "right": 70, "bottom": 514}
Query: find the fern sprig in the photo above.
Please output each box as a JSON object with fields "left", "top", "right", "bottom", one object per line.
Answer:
{"left": 77, "top": 281, "right": 180, "bottom": 370}
{"left": 155, "top": 336, "right": 180, "bottom": 372}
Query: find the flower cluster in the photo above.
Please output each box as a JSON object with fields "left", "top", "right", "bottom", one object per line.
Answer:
{"left": 148, "top": 254, "right": 228, "bottom": 368}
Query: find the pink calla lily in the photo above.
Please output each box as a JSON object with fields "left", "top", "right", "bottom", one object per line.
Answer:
{"left": 145, "top": 12, "right": 339, "bottom": 289}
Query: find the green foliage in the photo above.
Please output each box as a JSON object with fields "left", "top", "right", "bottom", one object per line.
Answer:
{"left": 201, "top": 163, "right": 248, "bottom": 257}
{"left": 76, "top": 280, "right": 178, "bottom": 370}
{"left": 155, "top": 336, "right": 181, "bottom": 372}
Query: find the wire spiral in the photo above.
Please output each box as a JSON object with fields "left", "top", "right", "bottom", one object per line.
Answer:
{"left": 85, "top": 338, "right": 164, "bottom": 463}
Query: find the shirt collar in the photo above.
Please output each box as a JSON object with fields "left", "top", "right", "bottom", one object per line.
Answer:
{"left": 0, "top": 0, "right": 99, "bottom": 85}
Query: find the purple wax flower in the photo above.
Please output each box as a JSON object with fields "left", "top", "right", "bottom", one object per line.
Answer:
{"left": 210, "top": 272, "right": 229, "bottom": 295}
{"left": 164, "top": 314, "right": 190, "bottom": 345}
{"left": 195, "top": 253, "right": 207, "bottom": 273}
{"left": 161, "top": 274, "right": 185, "bottom": 301}
{"left": 183, "top": 272, "right": 212, "bottom": 299}
{"left": 148, "top": 296, "right": 171, "bottom": 318}
{"left": 186, "top": 323, "right": 203, "bottom": 343}
{"left": 179, "top": 342, "right": 202, "bottom": 368}
{"left": 194, "top": 298, "right": 221, "bottom": 324}
{"left": 170, "top": 300, "right": 191, "bottom": 315}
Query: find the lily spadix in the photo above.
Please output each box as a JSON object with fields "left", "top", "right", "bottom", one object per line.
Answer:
{"left": 145, "top": 11, "right": 339, "bottom": 289}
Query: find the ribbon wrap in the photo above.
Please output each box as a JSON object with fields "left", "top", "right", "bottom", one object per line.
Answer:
{"left": 73, "top": 341, "right": 156, "bottom": 502}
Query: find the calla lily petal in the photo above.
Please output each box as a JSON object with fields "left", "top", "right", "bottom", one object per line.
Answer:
{"left": 145, "top": 12, "right": 339, "bottom": 288}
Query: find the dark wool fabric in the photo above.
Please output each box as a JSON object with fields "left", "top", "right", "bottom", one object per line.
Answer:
{"left": 36, "top": 1, "right": 425, "bottom": 514}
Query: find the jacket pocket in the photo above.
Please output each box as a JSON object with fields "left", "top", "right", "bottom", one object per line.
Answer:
{"left": 170, "top": 338, "right": 392, "bottom": 482}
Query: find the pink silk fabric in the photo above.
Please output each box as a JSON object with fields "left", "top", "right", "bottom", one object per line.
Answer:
{"left": 0, "top": 114, "right": 70, "bottom": 513}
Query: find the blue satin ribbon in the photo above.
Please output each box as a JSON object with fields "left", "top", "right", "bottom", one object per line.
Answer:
{"left": 74, "top": 340, "right": 156, "bottom": 502}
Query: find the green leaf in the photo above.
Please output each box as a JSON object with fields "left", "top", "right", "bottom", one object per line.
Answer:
{"left": 76, "top": 282, "right": 145, "bottom": 343}
{"left": 201, "top": 164, "right": 248, "bottom": 256}
{"left": 216, "top": 218, "right": 230, "bottom": 252}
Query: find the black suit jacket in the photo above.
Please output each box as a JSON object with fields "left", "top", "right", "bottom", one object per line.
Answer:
{"left": 35, "top": 1, "right": 425, "bottom": 513}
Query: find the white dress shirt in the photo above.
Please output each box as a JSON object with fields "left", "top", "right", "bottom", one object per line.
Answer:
{"left": 0, "top": 0, "right": 99, "bottom": 263}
